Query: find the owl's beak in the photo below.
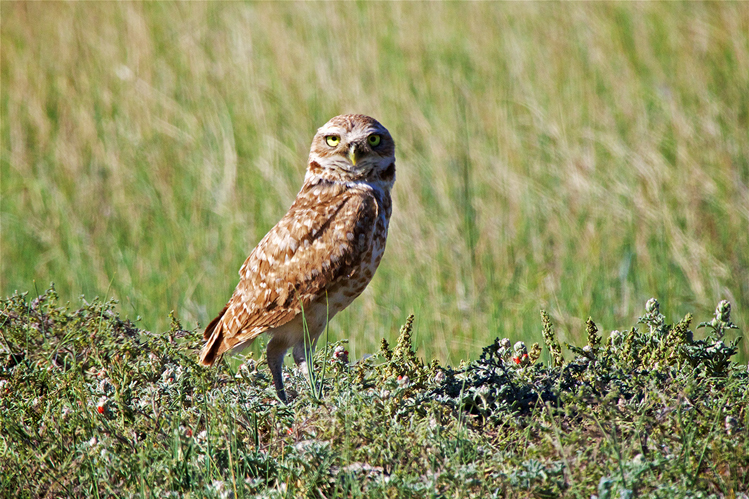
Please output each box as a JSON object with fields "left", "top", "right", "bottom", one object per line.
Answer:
{"left": 348, "top": 144, "right": 363, "bottom": 166}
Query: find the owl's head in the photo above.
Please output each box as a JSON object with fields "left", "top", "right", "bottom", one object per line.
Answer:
{"left": 307, "top": 114, "right": 395, "bottom": 186}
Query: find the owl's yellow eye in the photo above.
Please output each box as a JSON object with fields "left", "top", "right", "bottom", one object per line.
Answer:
{"left": 325, "top": 135, "right": 340, "bottom": 147}
{"left": 368, "top": 134, "right": 381, "bottom": 147}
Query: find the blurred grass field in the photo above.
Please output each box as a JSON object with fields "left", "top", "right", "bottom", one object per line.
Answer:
{"left": 2, "top": 2, "right": 748, "bottom": 363}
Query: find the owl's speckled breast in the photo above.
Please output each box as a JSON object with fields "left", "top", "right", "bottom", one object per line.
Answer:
{"left": 322, "top": 185, "right": 390, "bottom": 314}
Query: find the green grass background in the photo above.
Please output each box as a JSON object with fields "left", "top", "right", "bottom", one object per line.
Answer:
{"left": 2, "top": 2, "right": 748, "bottom": 363}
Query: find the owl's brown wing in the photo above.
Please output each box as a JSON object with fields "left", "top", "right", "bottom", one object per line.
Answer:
{"left": 199, "top": 183, "right": 378, "bottom": 365}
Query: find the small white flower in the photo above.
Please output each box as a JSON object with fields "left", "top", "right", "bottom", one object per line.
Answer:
{"left": 725, "top": 416, "right": 739, "bottom": 434}
{"left": 209, "top": 480, "right": 233, "bottom": 499}
{"left": 99, "top": 378, "right": 113, "bottom": 394}
{"left": 333, "top": 345, "right": 349, "bottom": 363}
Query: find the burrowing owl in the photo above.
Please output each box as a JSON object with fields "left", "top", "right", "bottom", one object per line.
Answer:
{"left": 199, "top": 114, "right": 395, "bottom": 402}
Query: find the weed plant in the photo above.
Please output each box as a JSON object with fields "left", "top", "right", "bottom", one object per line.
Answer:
{"left": 1, "top": 286, "right": 747, "bottom": 497}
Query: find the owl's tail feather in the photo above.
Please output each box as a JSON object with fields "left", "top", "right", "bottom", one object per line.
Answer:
{"left": 203, "top": 305, "right": 228, "bottom": 340}
{"left": 199, "top": 305, "right": 228, "bottom": 366}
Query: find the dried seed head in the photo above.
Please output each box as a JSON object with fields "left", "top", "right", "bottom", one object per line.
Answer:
{"left": 646, "top": 298, "right": 660, "bottom": 314}
{"left": 717, "top": 300, "right": 731, "bottom": 322}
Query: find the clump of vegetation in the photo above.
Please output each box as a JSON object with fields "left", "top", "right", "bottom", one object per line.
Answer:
{"left": 1, "top": 286, "right": 748, "bottom": 497}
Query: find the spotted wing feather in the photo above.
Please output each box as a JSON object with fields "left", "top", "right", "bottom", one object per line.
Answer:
{"left": 199, "top": 182, "right": 378, "bottom": 365}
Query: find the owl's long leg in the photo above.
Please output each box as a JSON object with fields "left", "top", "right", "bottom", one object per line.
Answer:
{"left": 292, "top": 335, "right": 319, "bottom": 377}
{"left": 266, "top": 336, "right": 292, "bottom": 403}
